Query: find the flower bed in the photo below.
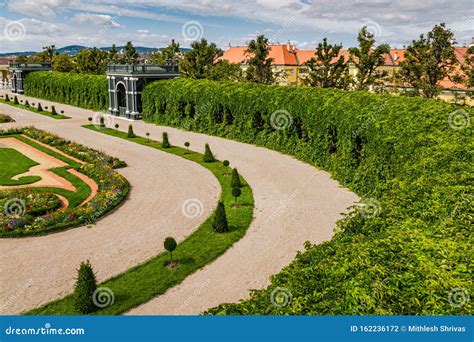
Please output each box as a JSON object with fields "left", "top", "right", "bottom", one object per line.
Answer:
{"left": 0, "top": 127, "right": 129, "bottom": 237}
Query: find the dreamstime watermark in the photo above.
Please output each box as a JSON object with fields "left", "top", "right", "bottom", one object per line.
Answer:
{"left": 357, "top": 198, "right": 381, "bottom": 218}
{"left": 270, "top": 287, "right": 293, "bottom": 308}
{"left": 0, "top": 278, "right": 33, "bottom": 313}
{"left": 182, "top": 21, "right": 204, "bottom": 41}
{"left": 92, "top": 287, "right": 115, "bottom": 308}
{"left": 4, "top": 198, "right": 26, "bottom": 218}
{"left": 270, "top": 109, "right": 293, "bottom": 130}
{"left": 448, "top": 109, "right": 470, "bottom": 130}
{"left": 181, "top": 198, "right": 204, "bottom": 219}
{"left": 448, "top": 287, "right": 470, "bottom": 308}
{"left": 4, "top": 21, "right": 26, "bottom": 41}
{"left": 361, "top": 20, "right": 382, "bottom": 38}
{"left": 92, "top": 112, "right": 115, "bottom": 130}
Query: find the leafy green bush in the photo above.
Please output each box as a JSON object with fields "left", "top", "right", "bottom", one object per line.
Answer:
{"left": 127, "top": 125, "right": 135, "bottom": 138}
{"left": 212, "top": 201, "right": 228, "bottom": 233}
{"left": 142, "top": 78, "right": 473, "bottom": 315}
{"left": 231, "top": 168, "right": 242, "bottom": 188}
{"left": 232, "top": 187, "right": 241, "bottom": 204}
{"left": 223, "top": 160, "right": 230, "bottom": 167}
{"left": 25, "top": 71, "right": 108, "bottom": 111}
{"left": 162, "top": 132, "right": 171, "bottom": 148}
{"left": 203, "top": 143, "right": 215, "bottom": 163}
{"left": 164, "top": 237, "right": 177, "bottom": 263}
{"left": 74, "top": 260, "right": 97, "bottom": 314}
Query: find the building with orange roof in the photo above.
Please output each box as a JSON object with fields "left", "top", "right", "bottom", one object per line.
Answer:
{"left": 219, "top": 43, "right": 473, "bottom": 104}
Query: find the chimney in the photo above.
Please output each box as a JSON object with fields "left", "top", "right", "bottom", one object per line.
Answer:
{"left": 287, "top": 41, "right": 292, "bottom": 52}
{"left": 393, "top": 52, "right": 399, "bottom": 61}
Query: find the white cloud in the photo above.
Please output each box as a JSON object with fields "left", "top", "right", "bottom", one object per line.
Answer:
{"left": 6, "top": 0, "right": 80, "bottom": 18}
{"left": 72, "top": 12, "right": 121, "bottom": 28}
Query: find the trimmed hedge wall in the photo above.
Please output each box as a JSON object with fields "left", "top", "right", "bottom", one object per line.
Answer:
{"left": 25, "top": 71, "right": 108, "bottom": 111}
{"left": 142, "top": 78, "right": 473, "bottom": 315}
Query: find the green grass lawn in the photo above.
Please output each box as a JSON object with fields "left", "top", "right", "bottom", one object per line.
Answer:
{"left": 25, "top": 125, "right": 255, "bottom": 315}
{"left": 0, "top": 146, "right": 41, "bottom": 185}
{"left": 0, "top": 98, "right": 70, "bottom": 119}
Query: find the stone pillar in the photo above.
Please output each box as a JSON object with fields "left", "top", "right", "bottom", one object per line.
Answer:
{"left": 129, "top": 77, "right": 139, "bottom": 118}
{"left": 17, "top": 71, "right": 24, "bottom": 94}
{"left": 124, "top": 77, "right": 130, "bottom": 117}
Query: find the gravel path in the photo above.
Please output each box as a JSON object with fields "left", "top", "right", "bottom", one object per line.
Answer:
{"left": 0, "top": 93, "right": 358, "bottom": 315}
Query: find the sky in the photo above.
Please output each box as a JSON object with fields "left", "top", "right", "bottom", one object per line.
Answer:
{"left": 0, "top": 0, "right": 473, "bottom": 53}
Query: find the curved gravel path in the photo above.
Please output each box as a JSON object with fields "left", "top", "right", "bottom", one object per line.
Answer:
{"left": 0, "top": 93, "right": 358, "bottom": 315}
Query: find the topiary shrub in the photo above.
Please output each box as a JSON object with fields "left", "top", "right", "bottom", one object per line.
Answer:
{"left": 88, "top": 117, "right": 93, "bottom": 123}
{"left": 232, "top": 187, "right": 241, "bottom": 204}
{"left": 114, "top": 123, "right": 119, "bottom": 131}
{"left": 24, "top": 100, "right": 30, "bottom": 107}
{"left": 203, "top": 143, "right": 215, "bottom": 163}
{"left": 73, "top": 260, "right": 97, "bottom": 314}
{"left": 184, "top": 142, "right": 190, "bottom": 149}
{"left": 127, "top": 124, "right": 135, "bottom": 138}
{"left": 164, "top": 237, "right": 177, "bottom": 264}
{"left": 51, "top": 105, "right": 57, "bottom": 115}
{"left": 212, "top": 202, "right": 228, "bottom": 233}
{"left": 37, "top": 103, "right": 42, "bottom": 112}
{"left": 231, "top": 168, "right": 242, "bottom": 188}
{"left": 13, "top": 96, "right": 19, "bottom": 105}
{"left": 223, "top": 160, "right": 230, "bottom": 167}
{"left": 99, "top": 116, "right": 105, "bottom": 128}
{"left": 162, "top": 132, "right": 171, "bottom": 148}
{"left": 5, "top": 94, "right": 9, "bottom": 101}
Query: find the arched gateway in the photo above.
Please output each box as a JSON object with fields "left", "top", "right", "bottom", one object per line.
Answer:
{"left": 106, "top": 64, "right": 180, "bottom": 120}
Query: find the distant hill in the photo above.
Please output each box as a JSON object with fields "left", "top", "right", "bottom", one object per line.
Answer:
{"left": 0, "top": 45, "right": 190, "bottom": 57}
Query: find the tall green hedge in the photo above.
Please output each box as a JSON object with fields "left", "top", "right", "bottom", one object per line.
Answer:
{"left": 25, "top": 71, "right": 108, "bottom": 111}
{"left": 142, "top": 78, "right": 473, "bottom": 315}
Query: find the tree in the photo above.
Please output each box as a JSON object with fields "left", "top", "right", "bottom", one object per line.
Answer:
{"left": 114, "top": 123, "right": 119, "bottom": 132}
{"left": 223, "top": 160, "right": 230, "bottom": 167}
{"left": 212, "top": 202, "right": 228, "bottom": 233}
{"left": 150, "top": 40, "right": 181, "bottom": 65}
{"left": 162, "top": 132, "right": 171, "bottom": 148}
{"left": 180, "top": 39, "right": 223, "bottom": 79}
{"left": 127, "top": 125, "right": 135, "bottom": 138}
{"left": 164, "top": 237, "right": 177, "bottom": 264}
{"left": 462, "top": 46, "right": 474, "bottom": 88}
{"left": 146, "top": 132, "right": 150, "bottom": 142}
{"left": 208, "top": 60, "right": 243, "bottom": 81}
{"left": 203, "top": 143, "right": 215, "bottom": 162}
{"left": 13, "top": 96, "right": 19, "bottom": 104}
{"left": 245, "top": 35, "right": 274, "bottom": 84}
{"left": 231, "top": 168, "right": 242, "bottom": 188}
{"left": 37, "top": 45, "right": 56, "bottom": 63}
{"left": 398, "top": 23, "right": 459, "bottom": 98}
{"left": 75, "top": 48, "right": 107, "bottom": 74}
{"left": 304, "top": 38, "right": 350, "bottom": 89}
{"left": 232, "top": 187, "right": 241, "bottom": 204}
{"left": 108, "top": 44, "right": 119, "bottom": 64}
{"left": 52, "top": 54, "right": 74, "bottom": 72}
{"left": 122, "top": 41, "right": 139, "bottom": 64}
{"left": 184, "top": 141, "right": 190, "bottom": 150}
{"left": 73, "top": 260, "right": 97, "bottom": 314}
{"left": 16, "top": 55, "right": 27, "bottom": 64}
{"left": 349, "top": 27, "right": 390, "bottom": 90}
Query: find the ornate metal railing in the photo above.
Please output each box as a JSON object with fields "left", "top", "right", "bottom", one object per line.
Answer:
{"left": 9, "top": 62, "right": 52, "bottom": 69}
{"left": 107, "top": 64, "right": 179, "bottom": 74}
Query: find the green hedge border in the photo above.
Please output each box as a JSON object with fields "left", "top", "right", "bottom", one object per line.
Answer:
{"left": 0, "top": 97, "right": 70, "bottom": 119}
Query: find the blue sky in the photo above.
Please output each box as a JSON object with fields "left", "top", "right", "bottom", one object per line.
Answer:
{"left": 0, "top": 0, "right": 473, "bottom": 53}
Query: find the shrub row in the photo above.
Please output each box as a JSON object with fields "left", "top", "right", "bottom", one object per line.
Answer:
{"left": 142, "top": 78, "right": 473, "bottom": 314}
{"left": 24, "top": 71, "right": 108, "bottom": 111}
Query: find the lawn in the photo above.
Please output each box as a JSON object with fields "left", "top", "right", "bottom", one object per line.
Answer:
{"left": 0, "top": 146, "right": 41, "bottom": 185}
{"left": 25, "top": 125, "right": 255, "bottom": 315}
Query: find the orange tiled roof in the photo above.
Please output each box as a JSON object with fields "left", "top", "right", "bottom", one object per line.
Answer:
{"left": 218, "top": 44, "right": 299, "bottom": 65}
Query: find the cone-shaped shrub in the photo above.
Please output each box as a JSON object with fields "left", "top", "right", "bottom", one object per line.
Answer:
{"left": 203, "top": 143, "right": 215, "bottom": 163}
{"left": 51, "top": 105, "right": 57, "bottom": 115}
{"left": 37, "top": 103, "right": 43, "bottom": 111}
{"left": 164, "top": 237, "right": 177, "bottom": 263}
{"left": 25, "top": 100, "right": 30, "bottom": 107}
{"left": 127, "top": 124, "right": 135, "bottom": 138}
{"left": 5, "top": 94, "right": 9, "bottom": 101}
{"left": 212, "top": 201, "right": 228, "bottom": 233}
{"left": 162, "top": 132, "right": 171, "bottom": 148}
{"left": 74, "top": 260, "right": 97, "bottom": 314}
{"left": 99, "top": 116, "right": 105, "bottom": 128}
{"left": 231, "top": 168, "right": 242, "bottom": 188}
{"left": 13, "top": 96, "right": 19, "bottom": 104}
